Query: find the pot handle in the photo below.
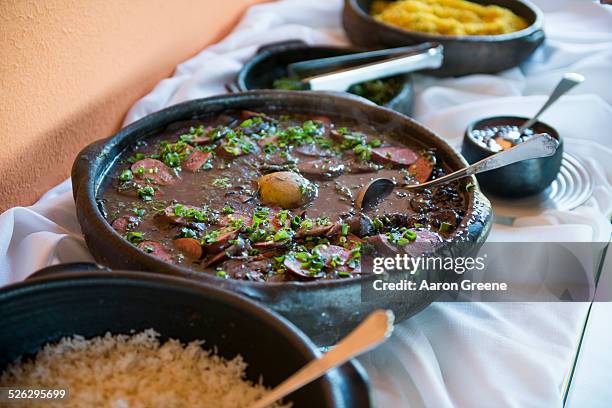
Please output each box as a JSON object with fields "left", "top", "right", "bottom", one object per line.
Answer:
{"left": 26, "top": 262, "right": 110, "bottom": 281}
{"left": 256, "top": 39, "right": 307, "bottom": 55}
{"left": 71, "top": 138, "right": 111, "bottom": 199}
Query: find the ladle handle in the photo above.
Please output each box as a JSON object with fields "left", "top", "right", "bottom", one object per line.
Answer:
{"left": 306, "top": 44, "right": 443, "bottom": 92}
{"left": 407, "top": 133, "right": 559, "bottom": 189}
{"left": 519, "top": 73, "right": 584, "bottom": 132}
{"left": 248, "top": 310, "right": 394, "bottom": 408}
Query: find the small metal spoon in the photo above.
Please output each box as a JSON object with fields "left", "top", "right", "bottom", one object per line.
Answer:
{"left": 517, "top": 72, "right": 584, "bottom": 134}
{"left": 248, "top": 310, "right": 394, "bottom": 408}
{"left": 355, "top": 133, "right": 559, "bottom": 211}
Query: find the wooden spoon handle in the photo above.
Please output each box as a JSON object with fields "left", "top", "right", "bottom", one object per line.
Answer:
{"left": 249, "top": 310, "right": 394, "bottom": 408}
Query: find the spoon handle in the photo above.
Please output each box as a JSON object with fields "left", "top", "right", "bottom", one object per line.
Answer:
{"left": 519, "top": 72, "right": 584, "bottom": 132}
{"left": 406, "top": 133, "right": 558, "bottom": 190}
{"left": 288, "top": 42, "right": 440, "bottom": 77}
{"left": 248, "top": 310, "right": 394, "bottom": 408}
{"left": 306, "top": 45, "right": 443, "bottom": 92}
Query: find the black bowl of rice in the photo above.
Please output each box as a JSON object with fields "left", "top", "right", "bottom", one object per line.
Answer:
{"left": 0, "top": 268, "right": 371, "bottom": 408}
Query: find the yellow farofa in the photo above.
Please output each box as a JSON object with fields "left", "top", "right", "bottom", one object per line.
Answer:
{"left": 0, "top": 329, "right": 290, "bottom": 408}
{"left": 371, "top": 0, "right": 529, "bottom": 36}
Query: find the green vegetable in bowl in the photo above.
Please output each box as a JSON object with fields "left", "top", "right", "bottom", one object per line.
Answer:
{"left": 347, "top": 77, "right": 404, "bottom": 105}
{"left": 272, "top": 77, "right": 309, "bottom": 91}
{"left": 272, "top": 75, "right": 403, "bottom": 105}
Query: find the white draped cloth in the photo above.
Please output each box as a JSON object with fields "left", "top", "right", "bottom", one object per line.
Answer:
{"left": 1, "top": 0, "right": 611, "bottom": 406}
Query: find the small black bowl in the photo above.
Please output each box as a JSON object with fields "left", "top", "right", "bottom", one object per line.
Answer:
{"left": 462, "top": 116, "right": 563, "bottom": 198}
{"left": 343, "top": 0, "right": 545, "bottom": 77}
{"left": 236, "top": 40, "right": 415, "bottom": 115}
{"left": 0, "top": 269, "right": 372, "bottom": 407}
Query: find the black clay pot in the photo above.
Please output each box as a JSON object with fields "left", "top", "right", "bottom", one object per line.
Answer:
{"left": 343, "top": 0, "right": 545, "bottom": 77}
{"left": 0, "top": 269, "right": 371, "bottom": 407}
{"left": 235, "top": 40, "right": 415, "bottom": 115}
{"left": 72, "top": 91, "right": 492, "bottom": 345}
{"left": 462, "top": 116, "right": 563, "bottom": 197}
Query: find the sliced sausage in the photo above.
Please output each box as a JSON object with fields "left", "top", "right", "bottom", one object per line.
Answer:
{"left": 403, "top": 230, "right": 442, "bottom": 257}
{"left": 158, "top": 205, "right": 206, "bottom": 226}
{"left": 371, "top": 147, "right": 419, "bottom": 166}
{"left": 297, "top": 159, "right": 345, "bottom": 180}
{"left": 173, "top": 238, "right": 203, "bottom": 259}
{"left": 201, "top": 250, "right": 228, "bottom": 268}
{"left": 345, "top": 233, "right": 364, "bottom": 250}
{"left": 316, "top": 244, "right": 351, "bottom": 267}
{"left": 221, "top": 258, "right": 272, "bottom": 279}
{"left": 295, "top": 223, "right": 333, "bottom": 239}
{"left": 201, "top": 228, "right": 240, "bottom": 253}
{"left": 138, "top": 241, "right": 173, "bottom": 263}
{"left": 131, "top": 158, "right": 178, "bottom": 185}
{"left": 409, "top": 156, "right": 434, "bottom": 184}
{"left": 365, "top": 234, "right": 400, "bottom": 258}
{"left": 189, "top": 126, "right": 213, "bottom": 145}
{"left": 336, "top": 263, "right": 361, "bottom": 276}
{"left": 201, "top": 238, "right": 246, "bottom": 267}
{"left": 252, "top": 240, "right": 287, "bottom": 250}
{"left": 414, "top": 229, "right": 442, "bottom": 243}
{"left": 183, "top": 150, "right": 212, "bottom": 172}
{"left": 346, "top": 153, "right": 381, "bottom": 173}
{"left": 283, "top": 255, "right": 325, "bottom": 280}
{"left": 111, "top": 215, "right": 140, "bottom": 233}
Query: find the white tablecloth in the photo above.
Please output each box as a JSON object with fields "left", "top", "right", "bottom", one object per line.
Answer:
{"left": 1, "top": 0, "right": 611, "bottom": 406}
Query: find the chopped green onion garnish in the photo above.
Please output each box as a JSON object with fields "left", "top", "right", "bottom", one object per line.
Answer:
{"left": 439, "top": 222, "right": 452, "bottom": 233}
{"left": 119, "top": 169, "right": 133, "bottom": 181}
{"left": 126, "top": 231, "right": 144, "bottom": 243}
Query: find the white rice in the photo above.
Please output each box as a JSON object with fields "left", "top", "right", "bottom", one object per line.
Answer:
{"left": 0, "top": 329, "right": 290, "bottom": 408}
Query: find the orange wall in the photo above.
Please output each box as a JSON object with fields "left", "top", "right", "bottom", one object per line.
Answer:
{"left": 0, "top": 0, "right": 264, "bottom": 212}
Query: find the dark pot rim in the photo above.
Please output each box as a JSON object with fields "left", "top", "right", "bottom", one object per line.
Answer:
{"left": 0, "top": 270, "right": 373, "bottom": 407}
{"left": 234, "top": 41, "right": 413, "bottom": 110}
{"left": 464, "top": 115, "right": 562, "bottom": 156}
{"left": 346, "top": 0, "right": 544, "bottom": 43}
{"left": 2, "top": 271, "right": 316, "bottom": 354}
{"left": 72, "top": 90, "right": 492, "bottom": 291}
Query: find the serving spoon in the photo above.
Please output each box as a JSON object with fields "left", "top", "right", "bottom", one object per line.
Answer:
{"left": 248, "top": 310, "right": 394, "bottom": 408}
{"left": 355, "top": 133, "right": 559, "bottom": 211}
{"left": 516, "top": 72, "right": 584, "bottom": 135}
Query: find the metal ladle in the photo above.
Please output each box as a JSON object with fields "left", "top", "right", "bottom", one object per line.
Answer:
{"left": 355, "top": 133, "right": 559, "bottom": 210}
{"left": 516, "top": 72, "right": 584, "bottom": 135}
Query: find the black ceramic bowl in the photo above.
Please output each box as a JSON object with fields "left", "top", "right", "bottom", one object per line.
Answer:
{"left": 462, "top": 115, "right": 563, "bottom": 197}
{"left": 235, "top": 40, "right": 414, "bottom": 115}
{"left": 72, "top": 90, "right": 492, "bottom": 345}
{"left": 343, "top": 0, "right": 545, "bottom": 76}
{"left": 0, "top": 269, "right": 371, "bottom": 407}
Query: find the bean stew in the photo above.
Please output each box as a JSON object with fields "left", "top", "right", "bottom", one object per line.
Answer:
{"left": 99, "top": 110, "right": 471, "bottom": 282}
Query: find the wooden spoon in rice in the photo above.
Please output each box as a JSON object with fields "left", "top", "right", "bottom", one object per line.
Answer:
{"left": 249, "top": 309, "right": 395, "bottom": 408}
